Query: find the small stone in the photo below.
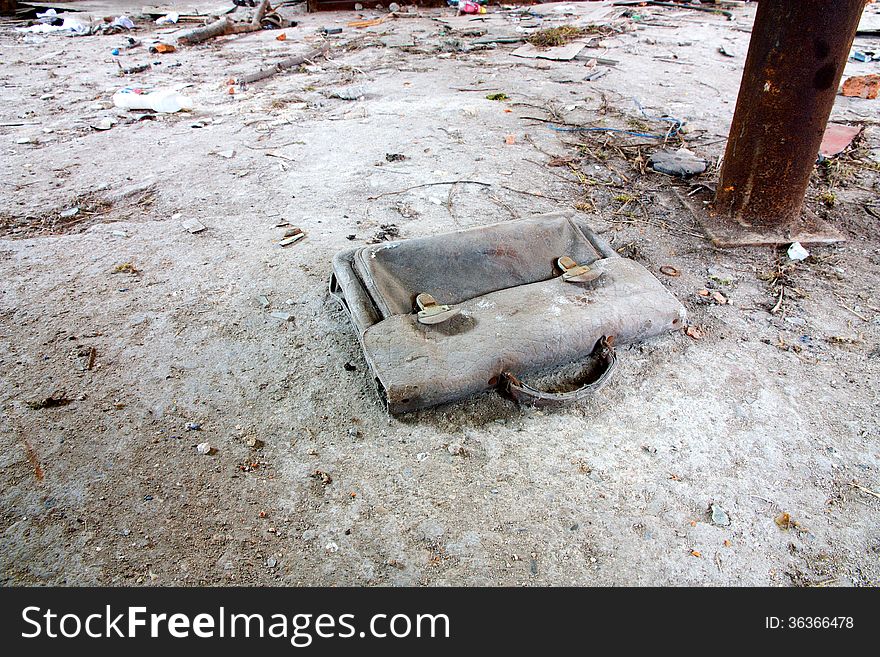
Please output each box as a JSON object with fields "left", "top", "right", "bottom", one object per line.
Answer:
{"left": 186, "top": 422, "right": 201, "bottom": 431}
{"left": 59, "top": 207, "right": 79, "bottom": 219}
{"left": 389, "top": 3, "right": 400, "bottom": 12}
{"left": 269, "top": 311, "right": 293, "bottom": 322}
{"left": 245, "top": 436, "right": 264, "bottom": 449}
{"left": 331, "top": 85, "right": 367, "bottom": 101}
{"left": 91, "top": 118, "right": 116, "bottom": 131}
{"left": 648, "top": 148, "right": 707, "bottom": 178}
{"left": 710, "top": 503, "right": 731, "bottom": 527}
{"left": 348, "top": 427, "right": 360, "bottom": 439}
{"left": 196, "top": 442, "right": 211, "bottom": 454}
{"left": 267, "top": 556, "right": 277, "bottom": 568}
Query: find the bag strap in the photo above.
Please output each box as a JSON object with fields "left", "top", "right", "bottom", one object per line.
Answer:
{"left": 500, "top": 337, "right": 617, "bottom": 408}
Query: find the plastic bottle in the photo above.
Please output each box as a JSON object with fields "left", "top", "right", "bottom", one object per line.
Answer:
{"left": 112, "top": 86, "right": 193, "bottom": 113}
{"left": 459, "top": 1, "right": 486, "bottom": 14}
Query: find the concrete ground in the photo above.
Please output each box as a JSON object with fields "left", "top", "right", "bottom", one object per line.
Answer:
{"left": 1, "top": 1, "right": 878, "bottom": 586}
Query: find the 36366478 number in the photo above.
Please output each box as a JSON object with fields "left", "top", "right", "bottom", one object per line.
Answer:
{"left": 765, "top": 617, "right": 853, "bottom": 629}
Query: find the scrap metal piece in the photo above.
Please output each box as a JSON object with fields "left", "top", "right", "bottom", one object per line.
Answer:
{"left": 415, "top": 293, "right": 460, "bottom": 325}
{"left": 558, "top": 256, "right": 602, "bottom": 283}
{"left": 706, "top": 0, "right": 864, "bottom": 246}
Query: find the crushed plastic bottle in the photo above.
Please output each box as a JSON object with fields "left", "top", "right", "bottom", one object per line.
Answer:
{"left": 459, "top": 1, "right": 487, "bottom": 14}
{"left": 112, "top": 86, "right": 193, "bottom": 113}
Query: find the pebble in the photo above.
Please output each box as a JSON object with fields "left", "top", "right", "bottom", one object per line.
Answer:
{"left": 711, "top": 504, "right": 731, "bottom": 527}
{"left": 186, "top": 422, "right": 201, "bottom": 431}
{"left": 59, "top": 207, "right": 79, "bottom": 218}
{"left": 648, "top": 148, "right": 707, "bottom": 178}
{"left": 269, "top": 311, "right": 293, "bottom": 322}
{"left": 267, "top": 556, "right": 277, "bottom": 568}
{"left": 196, "top": 442, "right": 211, "bottom": 454}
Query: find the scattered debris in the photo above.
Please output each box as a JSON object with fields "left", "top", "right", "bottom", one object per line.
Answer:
{"left": 697, "top": 289, "right": 728, "bottom": 305}
{"left": 26, "top": 392, "right": 72, "bottom": 410}
{"left": 710, "top": 504, "right": 731, "bottom": 527}
{"left": 312, "top": 470, "right": 333, "bottom": 485}
{"left": 485, "top": 93, "right": 509, "bottom": 101}
{"left": 76, "top": 346, "right": 97, "bottom": 371}
{"left": 369, "top": 224, "right": 400, "bottom": 243}
{"left": 330, "top": 85, "right": 367, "bottom": 101}
{"left": 819, "top": 123, "right": 862, "bottom": 157}
{"left": 850, "top": 481, "right": 880, "bottom": 500}
{"left": 385, "top": 153, "right": 407, "bottom": 162}
{"left": 512, "top": 42, "right": 586, "bottom": 62}
{"left": 787, "top": 242, "right": 809, "bottom": 261}
{"left": 113, "top": 87, "right": 193, "bottom": 113}
{"left": 196, "top": 442, "right": 213, "bottom": 455}
{"left": 527, "top": 25, "right": 588, "bottom": 49}
{"left": 113, "top": 262, "right": 139, "bottom": 274}
{"left": 269, "top": 311, "right": 294, "bottom": 322}
{"left": 659, "top": 265, "right": 680, "bottom": 277}
{"left": 648, "top": 148, "right": 707, "bottom": 178}
{"left": 246, "top": 436, "right": 265, "bottom": 449}
{"left": 685, "top": 325, "right": 705, "bottom": 340}
{"left": 176, "top": 1, "right": 270, "bottom": 46}
{"left": 851, "top": 50, "right": 880, "bottom": 62}
{"left": 182, "top": 218, "right": 206, "bottom": 234}
{"left": 279, "top": 228, "right": 305, "bottom": 246}
{"left": 774, "top": 512, "right": 795, "bottom": 530}
{"left": 90, "top": 118, "right": 116, "bottom": 131}
{"left": 841, "top": 73, "right": 880, "bottom": 99}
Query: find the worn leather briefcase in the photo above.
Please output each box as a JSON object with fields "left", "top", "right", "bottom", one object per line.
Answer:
{"left": 329, "top": 212, "right": 686, "bottom": 414}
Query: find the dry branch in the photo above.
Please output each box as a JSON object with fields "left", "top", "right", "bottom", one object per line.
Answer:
{"left": 236, "top": 46, "right": 329, "bottom": 85}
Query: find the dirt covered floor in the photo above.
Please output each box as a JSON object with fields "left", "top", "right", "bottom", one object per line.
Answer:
{"left": 1, "top": 1, "right": 879, "bottom": 586}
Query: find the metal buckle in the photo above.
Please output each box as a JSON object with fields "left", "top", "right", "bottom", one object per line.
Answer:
{"left": 415, "top": 293, "right": 460, "bottom": 325}
{"left": 557, "top": 256, "right": 601, "bottom": 283}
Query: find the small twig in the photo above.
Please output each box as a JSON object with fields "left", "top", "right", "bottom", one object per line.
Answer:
{"left": 246, "top": 141, "right": 303, "bottom": 150}
{"left": 839, "top": 301, "right": 868, "bottom": 322}
{"left": 850, "top": 482, "right": 880, "bottom": 500}
{"left": 770, "top": 287, "right": 785, "bottom": 315}
{"left": 265, "top": 151, "right": 295, "bottom": 161}
{"left": 367, "top": 180, "right": 490, "bottom": 201}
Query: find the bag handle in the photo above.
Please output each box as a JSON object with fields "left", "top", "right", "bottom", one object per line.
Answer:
{"left": 500, "top": 337, "right": 617, "bottom": 408}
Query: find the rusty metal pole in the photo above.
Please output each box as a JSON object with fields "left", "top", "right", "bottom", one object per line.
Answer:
{"left": 709, "top": 0, "right": 864, "bottom": 246}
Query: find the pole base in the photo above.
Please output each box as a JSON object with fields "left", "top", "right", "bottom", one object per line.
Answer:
{"left": 675, "top": 186, "right": 844, "bottom": 248}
